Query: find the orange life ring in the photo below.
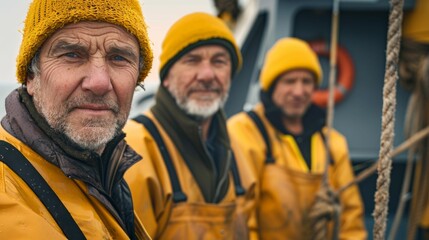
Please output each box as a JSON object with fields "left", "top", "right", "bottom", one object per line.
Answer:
{"left": 308, "top": 40, "right": 355, "bottom": 108}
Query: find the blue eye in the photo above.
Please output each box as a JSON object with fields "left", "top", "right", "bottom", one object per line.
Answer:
{"left": 64, "top": 52, "right": 79, "bottom": 58}
{"left": 112, "top": 55, "right": 127, "bottom": 61}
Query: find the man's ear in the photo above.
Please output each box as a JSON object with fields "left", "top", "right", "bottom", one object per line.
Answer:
{"left": 162, "top": 79, "right": 169, "bottom": 88}
{"left": 26, "top": 75, "right": 35, "bottom": 96}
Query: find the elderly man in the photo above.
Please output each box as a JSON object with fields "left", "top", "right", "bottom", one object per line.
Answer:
{"left": 124, "top": 12, "right": 258, "bottom": 239}
{"left": 228, "top": 37, "right": 367, "bottom": 239}
{"left": 0, "top": 0, "right": 152, "bottom": 239}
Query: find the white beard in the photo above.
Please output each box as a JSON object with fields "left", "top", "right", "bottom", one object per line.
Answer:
{"left": 177, "top": 95, "right": 226, "bottom": 118}
{"left": 165, "top": 78, "right": 230, "bottom": 119}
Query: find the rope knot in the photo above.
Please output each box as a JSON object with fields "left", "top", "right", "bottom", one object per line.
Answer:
{"left": 302, "top": 185, "right": 341, "bottom": 240}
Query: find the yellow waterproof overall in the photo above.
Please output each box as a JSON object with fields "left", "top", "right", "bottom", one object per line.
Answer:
{"left": 258, "top": 161, "right": 324, "bottom": 239}
{"left": 154, "top": 155, "right": 253, "bottom": 240}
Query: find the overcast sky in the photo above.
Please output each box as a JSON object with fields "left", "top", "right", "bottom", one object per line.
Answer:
{"left": 0, "top": 1, "right": 215, "bottom": 85}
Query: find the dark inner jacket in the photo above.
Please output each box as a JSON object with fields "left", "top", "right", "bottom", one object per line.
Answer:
{"left": 151, "top": 85, "right": 231, "bottom": 203}
{"left": 1, "top": 88, "right": 141, "bottom": 239}
{"left": 260, "top": 88, "right": 326, "bottom": 169}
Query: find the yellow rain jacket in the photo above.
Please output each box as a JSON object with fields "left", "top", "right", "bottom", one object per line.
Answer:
{"left": 124, "top": 87, "right": 258, "bottom": 239}
{"left": 228, "top": 103, "right": 366, "bottom": 240}
{"left": 0, "top": 89, "right": 150, "bottom": 240}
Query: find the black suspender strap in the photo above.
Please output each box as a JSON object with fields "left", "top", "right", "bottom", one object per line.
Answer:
{"left": 0, "top": 140, "right": 86, "bottom": 240}
{"left": 229, "top": 152, "right": 245, "bottom": 196}
{"left": 246, "top": 111, "right": 275, "bottom": 164}
{"left": 132, "top": 115, "right": 187, "bottom": 203}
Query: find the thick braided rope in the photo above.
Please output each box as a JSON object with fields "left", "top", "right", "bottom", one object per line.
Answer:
{"left": 372, "top": 0, "right": 404, "bottom": 239}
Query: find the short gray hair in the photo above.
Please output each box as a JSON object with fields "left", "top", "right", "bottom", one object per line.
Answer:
{"left": 27, "top": 51, "right": 41, "bottom": 79}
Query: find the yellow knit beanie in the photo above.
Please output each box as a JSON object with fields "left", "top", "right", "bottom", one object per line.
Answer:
{"left": 402, "top": 0, "right": 429, "bottom": 43}
{"left": 159, "top": 12, "right": 242, "bottom": 80}
{"left": 260, "top": 37, "right": 322, "bottom": 92}
{"left": 16, "top": 0, "right": 153, "bottom": 84}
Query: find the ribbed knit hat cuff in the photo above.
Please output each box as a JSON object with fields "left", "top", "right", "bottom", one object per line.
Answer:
{"left": 160, "top": 38, "right": 239, "bottom": 81}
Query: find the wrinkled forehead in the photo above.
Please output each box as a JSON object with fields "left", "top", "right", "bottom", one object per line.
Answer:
{"left": 181, "top": 44, "right": 231, "bottom": 58}
{"left": 41, "top": 21, "right": 139, "bottom": 51}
